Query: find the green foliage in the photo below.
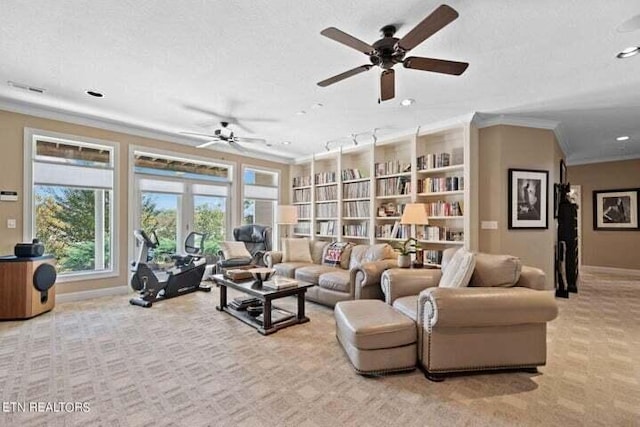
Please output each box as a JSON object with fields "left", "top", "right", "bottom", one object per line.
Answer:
{"left": 59, "top": 241, "right": 95, "bottom": 271}
{"left": 393, "top": 237, "right": 419, "bottom": 255}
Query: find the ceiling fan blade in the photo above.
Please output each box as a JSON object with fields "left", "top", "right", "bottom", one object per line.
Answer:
{"left": 320, "top": 27, "right": 375, "bottom": 54}
{"left": 397, "top": 4, "right": 459, "bottom": 52}
{"left": 404, "top": 56, "right": 469, "bottom": 75}
{"left": 380, "top": 69, "right": 395, "bottom": 102}
{"left": 228, "top": 141, "right": 247, "bottom": 153}
{"left": 235, "top": 136, "right": 266, "bottom": 144}
{"left": 318, "top": 65, "right": 372, "bottom": 87}
{"left": 196, "top": 140, "right": 222, "bottom": 149}
{"left": 180, "top": 131, "right": 218, "bottom": 138}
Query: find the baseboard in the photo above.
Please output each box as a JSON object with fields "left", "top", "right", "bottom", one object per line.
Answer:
{"left": 57, "top": 285, "right": 130, "bottom": 303}
{"left": 581, "top": 265, "right": 640, "bottom": 277}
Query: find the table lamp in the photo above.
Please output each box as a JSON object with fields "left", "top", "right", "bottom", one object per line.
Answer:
{"left": 276, "top": 205, "right": 298, "bottom": 239}
{"left": 400, "top": 203, "right": 429, "bottom": 268}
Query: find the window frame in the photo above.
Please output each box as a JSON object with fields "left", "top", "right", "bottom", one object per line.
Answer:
{"left": 241, "top": 164, "right": 280, "bottom": 246}
{"left": 23, "top": 128, "right": 120, "bottom": 283}
{"left": 129, "top": 146, "right": 236, "bottom": 263}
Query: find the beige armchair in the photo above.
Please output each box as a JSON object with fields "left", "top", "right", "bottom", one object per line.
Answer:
{"left": 381, "top": 248, "right": 558, "bottom": 381}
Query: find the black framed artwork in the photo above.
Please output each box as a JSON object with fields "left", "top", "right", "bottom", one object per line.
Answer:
{"left": 593, "top": 188, "right": 639, "bottom": 230}
{"left": 508, "top": 168, "right": 549, "bottom": 229}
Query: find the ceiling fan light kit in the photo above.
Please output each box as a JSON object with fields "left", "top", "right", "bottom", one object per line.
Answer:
{"left": 317, "top": 4, "right": 469, "bottom": 102}
{"left": 180, "top": 121, "right": 267, "bottom": 153}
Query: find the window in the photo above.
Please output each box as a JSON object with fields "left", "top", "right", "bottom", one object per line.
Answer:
{"left": 25, "top": 130, "right": 117, "bottom": 278}
{"left": 243, "top": 167, "right": 279, "bottom": 230}
{"left": 134, "top": 151, "right": 231, "bottom": 260}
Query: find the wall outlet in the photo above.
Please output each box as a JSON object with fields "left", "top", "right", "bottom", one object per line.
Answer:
{"left": 481, "top": 221, "right": 498, "bottom": 230}
{"left": 7, "top": 219, "right": 17, "bottom": 229}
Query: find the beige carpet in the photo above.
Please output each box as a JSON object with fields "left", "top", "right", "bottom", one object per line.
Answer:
{"left": 0, "top": 271, "right": 639, "bottom": 427}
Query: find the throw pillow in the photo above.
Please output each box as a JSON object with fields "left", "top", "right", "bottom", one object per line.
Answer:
{"left": 439, "top": 248, "right": 476, "bottom": 288}
{"left": 322, "top": 242, "right": 353, "bottom": 268}
{"left": 469, "top": 253, "right": 522, "bottom": 287}
{"left": 220, "top": 241, "right": 252, "bottom": 260}
{"left": 282, "top": 238, "right": 313, "bottom": 263}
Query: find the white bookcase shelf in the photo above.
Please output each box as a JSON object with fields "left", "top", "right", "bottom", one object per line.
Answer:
{"left": 289, "top": 122, "right": 478, "bottom": 253}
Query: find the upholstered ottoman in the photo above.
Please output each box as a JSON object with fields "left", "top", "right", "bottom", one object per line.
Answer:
{"left": 334, "top": 300, "right": 417, "bottom": 375}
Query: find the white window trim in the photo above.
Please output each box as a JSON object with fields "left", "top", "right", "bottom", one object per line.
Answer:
{"left": 23, "top": 127, "right": 120, "bottom": 283}
{"left": 241, "top": 164, "right": 281, "bottom": 248}
{"left": 128, "top": 145, "right": 237, "bottom": 262}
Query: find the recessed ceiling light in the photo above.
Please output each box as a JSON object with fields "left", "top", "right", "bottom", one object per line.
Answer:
{"left": 616, "top": 46, "right": 640, "bottom": 59}
{"left": 282, "top": 141, "right": 292, "bottom": 145}
{"left": 311, "top": 103, "right": 323, "bottom": 109}
{"left": 86, "top": 90, "right": 104, "bottom": 98}
{"left": 400, "top": 98, "right": 415, "bottom": 107}
{"left": 616, "top": 136, "right": 630, "bottom": 141}
{"left": 296, "top": 110, "right": 307, "bottom": 115}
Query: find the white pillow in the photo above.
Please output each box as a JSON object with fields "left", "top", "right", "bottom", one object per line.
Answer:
{"left": 220, "top": 241, "right": 252, "bottom": 260}
{"left": 282, "top": 238, "right": 313, "bottom": 263}
{"left": 439, "top": 248, "right": 476, "bottom": 288}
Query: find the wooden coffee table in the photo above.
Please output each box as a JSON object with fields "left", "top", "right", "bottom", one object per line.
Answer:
{"left": 212, "top": 274, "right": 314, "bottom": 335}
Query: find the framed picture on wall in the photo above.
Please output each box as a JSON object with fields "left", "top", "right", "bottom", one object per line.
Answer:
{"left": 508, "top": 168, "right": 549, "bottom": 229}
{"left": 593, "top": 188, "right": 639, "bottom": 230}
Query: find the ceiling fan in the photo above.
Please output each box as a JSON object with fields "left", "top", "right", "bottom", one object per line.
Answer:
{"left": 317, "top": 4, "right": 469, "bottom": 102}
{"left": 180, "top": 122, "right": 267, "bottom": 152}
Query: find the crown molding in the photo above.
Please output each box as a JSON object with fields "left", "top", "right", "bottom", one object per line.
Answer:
{"left": 0, "top": 96, "right": 293, "bottom": 164}
{"left": 566, "top": 152, "right": 640, "bottom": 166}
{"left": 472, "top": 113, "right": 570, "bottom": 158}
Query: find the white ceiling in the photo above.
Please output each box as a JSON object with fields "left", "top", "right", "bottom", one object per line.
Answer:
{"left": 0, "top": 0, "right": 639, "bottom": 164}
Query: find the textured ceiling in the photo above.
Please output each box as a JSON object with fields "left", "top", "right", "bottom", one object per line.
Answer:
{"left": 0, "top": 0, "right": 639, "bottom": 163}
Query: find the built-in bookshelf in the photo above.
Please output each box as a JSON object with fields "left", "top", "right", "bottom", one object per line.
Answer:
{"left": 289, "top": 122, "right": 477, "bottom": 257}
{"left": 414, "top": 126, "right": 471, "bottom": 262}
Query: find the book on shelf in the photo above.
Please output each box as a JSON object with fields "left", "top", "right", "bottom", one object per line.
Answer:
{"left": 293, "top": 175, "right": 312, "bottom": 187}
{"left": 315, "top": 171, "right": 337, "bottom": 185}
{"left": 374, "top": 160, "right": 411, "bottom": 176}
{"left": 262, "top": 277, "right": 299, "bottom": 290}
{"left": 342, "top": 168, "right": 367, "bottom": 180}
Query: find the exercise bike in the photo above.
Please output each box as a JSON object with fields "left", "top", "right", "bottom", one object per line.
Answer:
{"left": 129, "top": 229, "right": 211, "bottom": 308}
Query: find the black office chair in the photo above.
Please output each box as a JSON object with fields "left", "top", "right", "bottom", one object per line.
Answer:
{"left": 216, "top": 224, "right": 272, "bottom": 272}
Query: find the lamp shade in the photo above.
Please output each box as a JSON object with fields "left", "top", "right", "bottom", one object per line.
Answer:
{"left": 400, "top": 203, "right": 429, "bottom": 225}
{"left": 276, "top": 205, "right": 298, "bottom": 224}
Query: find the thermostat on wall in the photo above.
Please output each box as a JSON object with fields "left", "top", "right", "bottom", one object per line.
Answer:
{"left": 0, "top": 191, "right": 18, "bottom": 202}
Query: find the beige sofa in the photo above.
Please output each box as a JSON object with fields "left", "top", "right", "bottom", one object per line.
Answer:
{"left": 381, "top": 248, "right": 558, "bottom": 380}
{"left": 264, "top": 241, "right": 397, "bottom": 307}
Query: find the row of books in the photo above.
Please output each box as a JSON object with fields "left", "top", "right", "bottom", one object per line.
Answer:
{"left": 317, "top": 220, "right": 337, "bottom": 236}
{"left": 426, "top": 201, "right": 463, "bottom": 217}
{"left": 378, "top": 202, "right": 406, "bottom": 217}
{"left": 343, "top": 181, "right": 370, "bottom": 198}
{"left": 316, "top": 186, "right": 337, "bottom": 201}
{"left": 342, "top": 168, "right": 367, "bottom": 181}
{"left": 376, "top": 177, "right": 411, "bottom": 196}
{"left": 343, "top": 201, "right": 370, "bottom": 218}
{"left": 296, "top": 205, "right": 311, "bottom": 219}
{"left": 343, "top": 222, "right": 369, "bottom": 237}
{"left": 294, "top": 223, "right": 311, "bottom": 235}
{"left": 418, "top": 176, "right": 464, "bottom": 193}
{"left": 417, "top": 153, "right": 451, "bottom": 170}
{"left": 293, "top": 188, "right": 311, "bottom": 203}
{"left": 424, "top": 250, "right": 443, "bottom": 265}
{"left": 417, "top": 226, "right": 464, "bottom": 242}
{"left": 374, "top": 222, "right": 411, "bottom": 239}
{"left": 316, "top": 202, "right": 337, "bottom": 218}
{"left": 315, "top": 171, "right": 337, "bottom": 185}
{"left": 293, "top": 175, "right": 312, "bottom": 188}
{"left": 374, "top": 160, "right": 410, "bottom": 176}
